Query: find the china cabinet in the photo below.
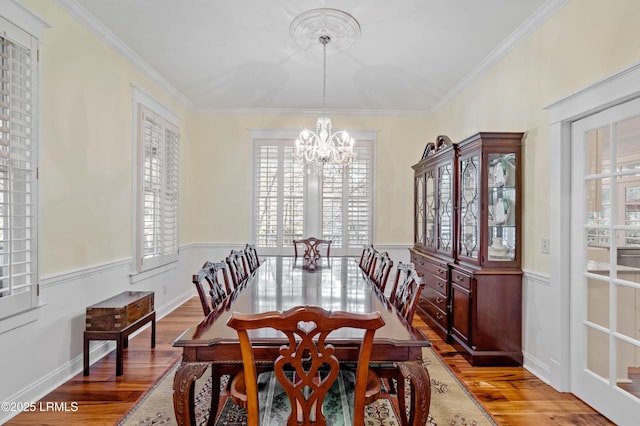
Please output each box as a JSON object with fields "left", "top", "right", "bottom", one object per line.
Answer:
{"left": 411, "top": 136, "right": 455, "bottom": 339}
{"left": 411, "top": 132, "right": 523, "bottom": 366}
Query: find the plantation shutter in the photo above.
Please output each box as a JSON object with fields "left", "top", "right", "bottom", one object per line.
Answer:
{"left": 321, "top": 142, "right": 372, "bottom": 255}
{"left": 346, "top": 144, "right": 372, "bottom": 248}
{"left": 253, "top": 136, "right": 372, "bottom": 256}
{"left": 254, "top": 141, "right": 305, "bottom": 253}
{"left": 138, "top": 106, "right": 179, "bottom": 270}
{"left": 0, "top": 22, "right": 39, "bottom": 318}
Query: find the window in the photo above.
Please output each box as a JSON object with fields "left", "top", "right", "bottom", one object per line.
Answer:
{"left": 252, "top": 131, "right": 374, "bottom": 256}
{"left": 132, "top": 88, "right": 180, "bottom": 275}
{"left": 0, "top": 14, "right": 40, "bottom": 319}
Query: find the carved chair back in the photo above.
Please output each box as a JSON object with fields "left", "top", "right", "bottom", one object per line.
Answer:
{"left": 389, "top": 262, "right": 424, "bottom": 324}
{"left": 244, "top": 243, "right": 261, "bottom": 273}
{"left": 192, "top": 263, "right": 217, "bottom": 316}
{"left": 293, "top": 237, "right": 332, "bottom": 261}
{"left": 369, "top": 251, "right": 394, "bottom": 293}
{"left": 227, "top": 306, "right": 384, "bottom": 426}
{"left": 358, "top": 245, "right": 376, "bottom": 275}
{"left": 226, "top": 249, "right": 249, "bottom": 289}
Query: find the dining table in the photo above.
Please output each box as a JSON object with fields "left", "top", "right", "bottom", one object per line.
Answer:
{"left": 172, "top": 256, "right": 431, "bottom": 426}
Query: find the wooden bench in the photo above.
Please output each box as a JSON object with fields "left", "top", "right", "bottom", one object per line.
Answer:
{"left": 83, "top": 291, "right": 155, "bottom": 376}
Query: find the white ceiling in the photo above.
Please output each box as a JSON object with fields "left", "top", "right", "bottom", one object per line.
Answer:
{"left": 67, "top": 0, "right": 561, "bottom": 115}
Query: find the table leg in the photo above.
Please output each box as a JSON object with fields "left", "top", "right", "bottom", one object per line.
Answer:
{"left": 83, "top": 333, "right": 90, "bottom": 376}
{"left": 208, "top": 365, "right": 222, "bottom": 426}
{"left": 397, "top": 361, "right": 431, "bottom": 426}
{"left": 116, "top": 334, "right": 124, "bottom": 376}
{"left": 173, "top": 357, "right": 209, "bottom": 426}
{"left": 151, "top": 313, "right": 156, "bottom": 348}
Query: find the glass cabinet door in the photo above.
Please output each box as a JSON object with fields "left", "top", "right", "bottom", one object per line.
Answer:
{"left": 459, "top": 155, "right": 480, "bottom": 260}
{"left": 415, "top": 173, "right": 425, "bottom": 246}
{"left": 487, "top": 153, "right": 517, "bottom": 262}
{"left": 438, "top": 162, "right": 453, "bottom": 253}
{"left": 425, "top": 170, "right": 436, "bottom": 249}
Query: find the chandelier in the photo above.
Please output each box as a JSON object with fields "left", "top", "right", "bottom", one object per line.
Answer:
{"left": 291, "top": 10, "right": 359, "bottom": 174}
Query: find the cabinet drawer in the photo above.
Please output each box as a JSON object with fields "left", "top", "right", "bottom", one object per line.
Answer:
{"left": 451, "top": 269, "right": 472, "bottom": 290}
{"left": 422, "top": 286, "right": 448, "bottom": 312}
{"left": 422, "top": 300, "right": 448, "bottom": 330}
{"left": 423, "top": 272, "right": 448, "bottom": 297}
{"left": 423, "top": 261, "right": 448, "bottom": 280}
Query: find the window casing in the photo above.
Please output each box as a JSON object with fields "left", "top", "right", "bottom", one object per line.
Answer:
{"left": 0, "top": 15, "right": 40, "bottom": 320}
{"left": 132, "top": 88, "right": 180, "bottom": 274}
{"left": 252, "top": 132, "right": 374, "bottom": 257}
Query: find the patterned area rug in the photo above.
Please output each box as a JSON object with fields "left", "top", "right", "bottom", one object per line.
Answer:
{"left": 119, "top": 347, "right": 496, "bottom": 426}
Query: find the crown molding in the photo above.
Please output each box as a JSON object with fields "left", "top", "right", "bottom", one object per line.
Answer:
{"left": 194, "top": 106, "right": 431, "bottom": 117}
{"left": 432, "top": 0, "right": 568, "bottom": 113}
{"left": 55, "top": 0, "right": 193, "bottom": 109}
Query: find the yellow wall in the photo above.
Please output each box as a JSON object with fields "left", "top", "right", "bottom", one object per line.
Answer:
{"left": 181, "top": 114, "right": 431, "bottom": 244}
{"left": 430, "top": 0, "right": 640, "bottom": 272}
{"left": 24, "top": 1, "right": 191, "bottom": 275}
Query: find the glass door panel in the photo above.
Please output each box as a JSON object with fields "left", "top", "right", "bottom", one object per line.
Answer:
{"left": 425, "top": 170, "right": 436, "bottom": 248}
{"left": 438, "top": 163, "right": 453, "bottom": 253}
{"left": 572, "top": 101, "right": 640, "bottom": 423}
{"left": 487, "top": 153, "right": 516, "bottom": 261}
{"left": 459, "top": 155, "right": 479, "bottom": 260}
{"left": 415, "top": 173, "right": 425, "bottom": 246}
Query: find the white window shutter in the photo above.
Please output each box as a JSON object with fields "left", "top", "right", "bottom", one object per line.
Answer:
{"left": 254, "top": 137, "right": 373, "bottom": 256}
{"left": 0, "top": 24, "right": 39, "bottom": 318}
{"left": 137, "top": 105, "right": 179, "bottom": 271}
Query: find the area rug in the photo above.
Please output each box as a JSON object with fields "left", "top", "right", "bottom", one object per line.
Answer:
{"left": 119, "top": 347, "right": 497, "bottom": 425}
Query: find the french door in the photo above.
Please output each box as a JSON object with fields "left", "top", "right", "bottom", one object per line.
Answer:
{"left": 571, "top": 96, "right": 640, "bottom": 425}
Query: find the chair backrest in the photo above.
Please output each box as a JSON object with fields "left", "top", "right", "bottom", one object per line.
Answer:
{"left": 227, "top": 306, "right": 384, "bottom": 426}
{"left": 369, "top": 251, "right": 393, "bottom": 293}
{"left": 293, "top": 237, "right": 332, "bottom": 260}
{"left": 205, "top": 261, "right": 229, "bottom": 305}
{"left": 192, "top": 262, "right": 219, "bottom": 316}
{"left": 389, "top": 262, "right": 424, "bottom": 323}
{"left": 226, "top": 249, "right": 249, "bottom": 289}
{"left": 358, "top": 245, "right": 376, "bottom": 275}
{"left": 244, "top": 243, "right": 261, "bottom": 273}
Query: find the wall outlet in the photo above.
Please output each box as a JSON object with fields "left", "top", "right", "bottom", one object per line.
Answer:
{"left": 541, "top": 239, "right": 550, "bottom": 254}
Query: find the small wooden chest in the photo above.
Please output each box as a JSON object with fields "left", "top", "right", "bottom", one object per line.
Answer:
{"left": 85, "top": 291, "right": 154, "bottom": 331}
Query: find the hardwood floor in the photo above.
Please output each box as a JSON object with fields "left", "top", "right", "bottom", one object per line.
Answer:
{"left": 7, "top": 296, "right": 614, "bottom": 425}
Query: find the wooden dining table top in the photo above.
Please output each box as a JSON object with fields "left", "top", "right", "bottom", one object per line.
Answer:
{"left": 173, "top": 256, "right": 430, "bottom": 354}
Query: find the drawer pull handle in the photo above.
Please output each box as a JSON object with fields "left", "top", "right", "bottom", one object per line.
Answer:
{"left": 420, "top": 261, "right": 424, "bottom": 266}
{"left": 436, "top": 312, "right": 443, "bottom": 320}
{"left": 437, "top": 281, "right": 444, "bottom": 288}
{"left": 436, "top": 296, "right": 443, "bottom": 304}
{"left": 437, "top": 268, "right": 445, "bottom": 275}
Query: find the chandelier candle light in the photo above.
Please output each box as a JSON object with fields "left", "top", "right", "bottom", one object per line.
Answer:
{"left": 292, "top": 10, "right": 358, "bottom": 173}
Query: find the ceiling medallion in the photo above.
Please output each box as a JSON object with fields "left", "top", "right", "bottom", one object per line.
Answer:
{"left": 289, "top": 8, "right": 361, "bottom": 52}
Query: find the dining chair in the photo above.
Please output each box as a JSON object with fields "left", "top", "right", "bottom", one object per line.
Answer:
{"left": 192, "top": 264, "right": 217, "bottom": 317}
{"left": 368, "top": 251, "right": 394, "bottom": 293}
{"left": 367, "top": 262, "right": 425, "bottom": 426}
{"left": 226, "top": 305, "right": 385, "bottom": 426}
{"left": 226, "top": 249, "right": 249, "bottom": 289}
{"left": 244, "top": 243, "right": 261, "bottom": 273}
{"left": 293, "top": 237, "right": 332, "bottom": 261}
{"left": 205, "top": 261, "right": 229, "bottom": 305}
{"left": 358, "top": 244, "right": 376, "bottom": 276}
{"left": 389, "top": 262, "right": 424, "bottom": 324}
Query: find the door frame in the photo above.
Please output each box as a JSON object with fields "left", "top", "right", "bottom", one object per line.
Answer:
{"left": 546, "top": 62, "right": 640, "bottom": 393}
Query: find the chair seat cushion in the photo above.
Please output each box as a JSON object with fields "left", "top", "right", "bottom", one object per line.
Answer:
{"left": 230, "top": 369, "right": 380, "bottom": 425}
